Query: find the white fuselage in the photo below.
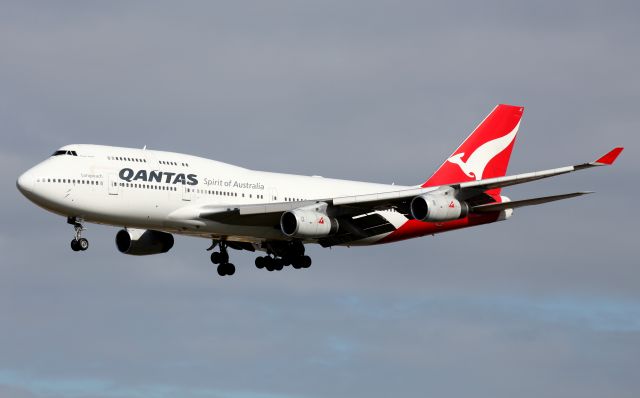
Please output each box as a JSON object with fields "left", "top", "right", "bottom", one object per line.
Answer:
{"left": 17, "top": 144, "right": 412, "bottom": 245}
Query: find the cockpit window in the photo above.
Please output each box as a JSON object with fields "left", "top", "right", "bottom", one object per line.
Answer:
{"left": 51, "top": 150, "right": 78, "bottom": 157}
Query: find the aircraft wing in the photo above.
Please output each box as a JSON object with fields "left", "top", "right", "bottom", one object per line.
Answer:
{"left": 197, "top": 147, "right": 623, "bottom": 224}
{"left": 455, "top": 147, "right": 624, "bottom": 192}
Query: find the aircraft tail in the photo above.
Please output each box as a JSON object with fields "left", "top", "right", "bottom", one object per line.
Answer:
{"left": 422, "top": 104, "right": 523, "bottom": 196}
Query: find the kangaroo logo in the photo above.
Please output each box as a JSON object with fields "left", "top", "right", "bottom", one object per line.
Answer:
{"left": 446, "top": 122, "right": 520, "bottom": 180}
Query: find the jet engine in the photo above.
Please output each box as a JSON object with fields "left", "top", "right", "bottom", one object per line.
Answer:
{"left": 280, "top": 208, "right": 339, "bottom": 238}
{"left": 115, "top": 228, "right": 174, "bottom": 255}
{"left": 410, "top": 194, "right": 469, "bottom": 222}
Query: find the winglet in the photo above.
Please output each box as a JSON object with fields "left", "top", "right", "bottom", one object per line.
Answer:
{"left": 594, "top": 147, "right": 624, "bottom": 165}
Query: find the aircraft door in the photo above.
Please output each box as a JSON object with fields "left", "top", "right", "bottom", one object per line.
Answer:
{"left": 182, "top": 185, "right": 191, "bottom": 201}
{"left": 269, "top": 187, "right": 278, "bottom": 203}
{"left": 108, "top": 174, "right": 119, "bottom": 195}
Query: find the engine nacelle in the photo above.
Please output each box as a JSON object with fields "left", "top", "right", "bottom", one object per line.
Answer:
{"left": 280, "top": 208, "right": 339, "bottom": 238}
{"left": 115, "top": 228, "right": 174, "bottom": 255}
{"left": 410, "top": 194, "right": 469, "bottom": 222}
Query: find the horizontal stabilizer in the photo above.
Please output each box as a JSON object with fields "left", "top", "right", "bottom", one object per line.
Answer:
{"left": 471, "top": 192, "right": 593, "bottom": 213}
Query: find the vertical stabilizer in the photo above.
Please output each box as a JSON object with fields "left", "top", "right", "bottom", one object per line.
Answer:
{"left": 422, "top": 104, "right": 523, "bottom": 196}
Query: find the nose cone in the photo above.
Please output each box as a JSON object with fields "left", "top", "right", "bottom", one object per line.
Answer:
{"left": 16, "top": 169, "right": 35, "bottom": 195}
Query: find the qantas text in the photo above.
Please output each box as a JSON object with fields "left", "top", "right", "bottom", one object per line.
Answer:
{"left": 119, "top": 168, "right": 198, "bottom": 185}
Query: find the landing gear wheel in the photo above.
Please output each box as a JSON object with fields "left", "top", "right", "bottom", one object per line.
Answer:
{"left": 301, "top": 255, "right": 312, "bottom": 268}
{"left": 217, "top": 263, "right": 236, "bottom": 276}
{"left": 273, "top": 258, "right": 284, "bottom": 271}
{"left": 226, "top": 263, "right": 236, "bottom": 276}
{"left": 78, "top": 238, "right": 89, "bottom": 251}
{"left": 210, "top": 246, "right": 230, "bottom": 265}
{"left": 255, "top": 256, "right": 265, "bottom": 269}
{"left": 263, "top": 257, "right": 275, "bottom": 272}
{"left": 71, "top": 239, "right": 80, "bottom": 252}
{"left": 291, "top": 256, "right": 303, "bottom": 269}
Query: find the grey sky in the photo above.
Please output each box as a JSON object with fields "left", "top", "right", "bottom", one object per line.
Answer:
{"left": 1, "top": 1, "right": 638, "bottom": 397}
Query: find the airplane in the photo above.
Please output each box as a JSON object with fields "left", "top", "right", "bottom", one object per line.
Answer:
{"left": 16, "top": 104, "right": 623, "bottom": 276}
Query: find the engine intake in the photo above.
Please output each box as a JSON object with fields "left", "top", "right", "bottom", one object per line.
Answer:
{"left": 280, "top": 208, "right": 339, "bottom": 238}
{"left": 116, "top": 228, "right": 174, "bottom": 255}
{"left": 410, "top": 194, "right": 469, "bottom": 222}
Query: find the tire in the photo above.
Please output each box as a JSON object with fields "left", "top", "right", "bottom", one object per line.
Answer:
{"left": 291, "top": 256, "right": 303, "bottom": 269}
{"left": 226, "top": 263, "right": 236, "bottom": 276}
{"left": 78, "top": 238, "right": 89, "bottom": 251}
{"left": 70, "top": 239, "right": 80, "bottom": 252}
{"left": 217, "top": 264, "right": 226, "bottom": 276}
{"left": 273, "top": 258, "right": 284, "bottom": 271}
{"left": 301, "top": 255, "right": 312, "bottom": 268}
{"left": 211, "top": 252, "right": 221, "bottom": 264}
{"left": 255, "top": 257, "right": 265, "bottom": 269}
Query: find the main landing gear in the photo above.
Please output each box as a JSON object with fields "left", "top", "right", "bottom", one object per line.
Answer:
{"left": 254, "top": 255, "right": 312, "bottom": 272}
{"left": 206, "top": 239, "right": 313, "bottom": 277}
{"left": 208, "top": 241, "right": 235, "bottom": 276}
{"left": 255, "top": 240, "right": 312, "bottom": 272}
{"left": 68, "top": 217, "right": 89, "bottom": 252}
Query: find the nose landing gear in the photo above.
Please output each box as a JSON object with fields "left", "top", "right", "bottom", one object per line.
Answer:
{"left": 68, "top": 217, "right": 89, "bottom": 252}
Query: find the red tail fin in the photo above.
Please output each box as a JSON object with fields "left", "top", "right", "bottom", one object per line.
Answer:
{"left": 422, "top": 104, "right": 523, "bottom": 194}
